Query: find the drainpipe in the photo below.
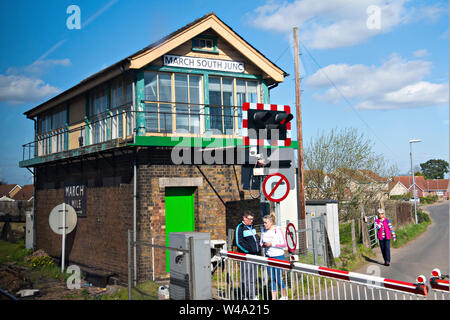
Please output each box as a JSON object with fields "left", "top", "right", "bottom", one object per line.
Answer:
{"left": 133, "top": 157, "right": 137, "bottom": 286}
{"left": 132, "top": 79, "right": 136, "bottom": 144}
{"left": 31, "top": 117, "right": 37, "bottom": 251}
{"left": 267, "top": 82, "right": 278, "bottom": 102}
{"left": 131, "top": 73, "right": 137, "bottom": 286}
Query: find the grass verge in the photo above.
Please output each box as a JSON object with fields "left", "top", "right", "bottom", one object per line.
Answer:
{"left": 0, "top": 240, "right": 32, "bottom": 264}
{"left": 392, "top": 208, "right": 431, "bottom": 249}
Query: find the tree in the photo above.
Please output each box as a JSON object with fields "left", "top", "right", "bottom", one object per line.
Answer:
{"left": 420, "top": 159, "right": 449, "bottom": 179}
{"left": 304, "top": 127, "right": 398, "bottom": 217}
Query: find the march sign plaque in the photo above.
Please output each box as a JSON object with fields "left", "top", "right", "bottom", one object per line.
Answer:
{"left": 64, "top": 184, "right": 86, "bottom": 217}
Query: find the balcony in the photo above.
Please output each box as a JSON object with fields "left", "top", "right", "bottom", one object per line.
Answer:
{"left": 20, "top": 101, "right": 245, "bottom": 167}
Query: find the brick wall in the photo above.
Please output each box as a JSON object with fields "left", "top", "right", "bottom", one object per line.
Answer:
{"left": 34, "top": 147, "right": 256, "bottom": 282}
{"left": 35, "top": 153, "right": 134, "bottom": 280}
{"left": 135, "top": 148, "right": 251, "bottom": 281}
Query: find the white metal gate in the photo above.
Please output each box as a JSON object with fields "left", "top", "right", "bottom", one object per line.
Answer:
{"left": 214, "top": 251, "right": 429, "bottom": 300}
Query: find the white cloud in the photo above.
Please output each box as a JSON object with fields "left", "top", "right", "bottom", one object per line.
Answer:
{"left": 413, "top": 49, "right": 429, "bottom": 58}
{"left": 0, "top": 74, "right": 60, "bottom": 105}
{"left": 410, "top": 2, "right": 448, "bottom": 23}
{"left": 6, "top": 59, "right": 71, "bottom": 77}
{"left": 0, "top": 59, "right": 71, "bottom": 105}
{"left": 248, "top": 0, "right": 444, "bottom": 49}
{"left": 306, "top": 54, "right": 449, "bottom": 110}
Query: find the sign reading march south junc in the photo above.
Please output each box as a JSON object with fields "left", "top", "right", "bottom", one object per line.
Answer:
{"left": 163, "top": 54, "right": 245, "bottom": 73}
{"left": 64, "top": 184, "right": 86, "bottom": 217}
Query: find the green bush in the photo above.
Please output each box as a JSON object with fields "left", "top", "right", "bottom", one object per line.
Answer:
{"left": 417, "top": 209, "right": 431, "bottom": 223}
{"left": 419, "top": 195, "right": 439, "bottom": 204}
{"left": 390, "top": 193, "right": 410, "bottom": 201}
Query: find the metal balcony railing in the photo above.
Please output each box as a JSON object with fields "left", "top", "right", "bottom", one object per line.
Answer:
{"left": 21, "top": 101, "right": 244, "bottom": 162}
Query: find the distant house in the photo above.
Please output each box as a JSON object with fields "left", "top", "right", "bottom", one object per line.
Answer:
{"left": 12, "top": 184, "right": 34, "bottom": 202}
{"left": 304, "top": 169, "right": 331, "bottom": 199}
{"left": 0, "top": 184, "right": 22, "bottom": 201}
{"left": 388, "top": 180, "right": 409, "bottom": 197}
{"left": 349, "top": 169, "right": 390, "bottom": 201}
{"left": 389, "top": 176, "right": 449, "bottom": 200}
{"left": 422, "top": 179, "right": 449, "bottom": 199}
{"left": 389, "top": 176, "right": 425, "bottom": 198}
{"left": 305, "top": 168, "right": 390, "bottom": 201}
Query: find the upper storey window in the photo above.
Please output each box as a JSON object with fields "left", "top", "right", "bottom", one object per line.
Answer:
{"left": 36, "top": 106, "right": 67, "bottom": 155}
{"left": 37, "top": 107, "right": 67, "bottom": 134}
{"left": 192, "top": 36, "right": 218, "bottom": 53}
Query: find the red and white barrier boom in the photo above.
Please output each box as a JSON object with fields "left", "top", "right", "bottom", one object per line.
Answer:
{"left": 220, "top": 251, "right": 428, "bottom": 297}
{"left": 429, "top": 268, "right": 449, "bottom": 292}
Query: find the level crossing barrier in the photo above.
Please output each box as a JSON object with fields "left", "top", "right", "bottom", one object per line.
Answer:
{"left": 214, "top": 250, "right": 428, "bottom": 300}
{"left": 428, "top": 268, "right": 449, "bottom": 300}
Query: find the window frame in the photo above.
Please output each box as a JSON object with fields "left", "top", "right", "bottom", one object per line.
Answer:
{"left": 36, "top": 106, "right": 68, "bottom": 155}
{"left": 192, "top": 35, "right": 219, "bottom": 54}
{"left": 144, "top": 71, "right": 204, "bottom": 135}
{"left": 142, "top": 67, "right": 263, "bottom": 137}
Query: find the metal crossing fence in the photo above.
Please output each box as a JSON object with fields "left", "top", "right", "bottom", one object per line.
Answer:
{"left": 366, "top": 215, "right": 378, "bottom": 248}
{"left": 213, "top": 250, "right": 429, "bottom": 300}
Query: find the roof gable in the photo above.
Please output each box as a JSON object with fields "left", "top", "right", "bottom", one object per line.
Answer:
{"left": 128, "top": 13, "right": 286, "bottom": 82}
{"left": 12, "top": 184, "right": 34, "bottom": 201}
{"left": 394, "top": 176, "right": 426, "bottom": 191}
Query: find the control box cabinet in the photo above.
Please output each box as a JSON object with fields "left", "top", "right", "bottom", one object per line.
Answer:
{"left": 169, "top": 232, "right": 211, "bottom": 300}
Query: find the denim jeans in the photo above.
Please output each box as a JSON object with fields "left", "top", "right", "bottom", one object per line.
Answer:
{"left": 267, "top": 254, "right": 286, "bottom": 291}
{"left": 379, "top": 239, "right": 391, "bottom": 263}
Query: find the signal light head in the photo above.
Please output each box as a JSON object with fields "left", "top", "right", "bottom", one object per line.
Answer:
{"left": 275, "top": 113, "right": 294, "bottom": 125}
{"left": 431, "top": 268, "right": 441, "bottom": 278}
{"left": 242, "top": 103, "right": 293, "bottom": 147}
{"left": 416, "top": 275, "right": 426, "bottom": 284}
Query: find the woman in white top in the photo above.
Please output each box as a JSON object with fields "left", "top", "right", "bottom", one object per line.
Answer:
{"left": 260, "top": 213, "right": 288, "bottom": 300}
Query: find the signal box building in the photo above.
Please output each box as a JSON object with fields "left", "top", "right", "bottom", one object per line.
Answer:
{"left": 19, "top": 13, "right": 293, "bottom": 281}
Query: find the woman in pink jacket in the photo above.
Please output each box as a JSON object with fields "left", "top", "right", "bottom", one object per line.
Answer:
{"left": 375, "top": 208, "right": 396, "bottom": 266}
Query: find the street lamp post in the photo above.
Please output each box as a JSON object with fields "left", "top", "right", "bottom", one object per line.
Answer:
{"left": 409, "top": 139, "right": 422, "bottom": 224}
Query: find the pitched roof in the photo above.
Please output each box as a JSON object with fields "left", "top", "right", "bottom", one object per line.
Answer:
{"left": 359, "top": 170, "right": 389, "bottom": 183}
{"left": 331, "top": 168, "right": 388, "bottom": 184}
{"left": 421, "top": 179, "right": 449, "bottom": 191}
{"left": 24, "top": 12, "right": 288, "bottom": 118}
{"left": 12, "top": 184, "right": 34, "bottom": 201}
{"left": 0, "top": 184, "right": 21, "bottom": 198}
{"left": 393, "top": 176, "right": 425, "bottom": 191}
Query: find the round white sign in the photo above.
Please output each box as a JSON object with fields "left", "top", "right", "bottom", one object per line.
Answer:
{"left": 49, "top": 203, "right": 77, "bottom": 235}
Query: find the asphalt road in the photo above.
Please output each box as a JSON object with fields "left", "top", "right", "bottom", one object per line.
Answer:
{"left": 355, "top": 201, "right": 449, "bottom": 285}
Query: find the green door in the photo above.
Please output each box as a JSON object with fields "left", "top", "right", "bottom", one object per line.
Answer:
{"left": 165, "top": 187, "right": 195, "bottom": 272}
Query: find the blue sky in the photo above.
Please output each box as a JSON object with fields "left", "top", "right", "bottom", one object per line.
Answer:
{"left": 0, "top": 0, "right": 448, "bottom": 185}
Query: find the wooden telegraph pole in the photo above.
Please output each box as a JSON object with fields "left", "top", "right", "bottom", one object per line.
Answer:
{"left": 293, "top": 27, "right": 306, "bottom": 222}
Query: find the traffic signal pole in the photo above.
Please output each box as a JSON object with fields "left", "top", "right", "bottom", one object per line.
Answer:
{"left": 293, "top": 27, "right": 306, "bottom": 222}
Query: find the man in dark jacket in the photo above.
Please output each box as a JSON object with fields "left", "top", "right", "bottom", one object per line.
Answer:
{"left": 235, "top": 212, "right": 260, "bottom": 299}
